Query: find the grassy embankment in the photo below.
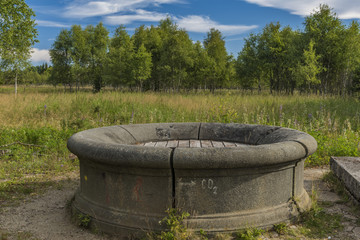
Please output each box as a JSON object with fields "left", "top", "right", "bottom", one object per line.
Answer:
{"left": 0, "top": 85, "right": 359, "bottom": 203}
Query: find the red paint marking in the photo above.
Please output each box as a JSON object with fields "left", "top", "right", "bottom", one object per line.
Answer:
{"left": 133, "top": 177, "right": 143, "bottom": 202}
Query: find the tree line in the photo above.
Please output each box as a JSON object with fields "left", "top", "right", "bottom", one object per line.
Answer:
{"left": 2, "top": 3, "right": 360, "bottom": 95}
{"left": 237, "top": 4, "right": 360, "bottom": 95}
{"left": 48, "top": 18, "right": 233, "bottom": 93}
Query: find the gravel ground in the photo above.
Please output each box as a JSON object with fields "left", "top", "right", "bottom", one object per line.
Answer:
{"left": 0, "top": 167, "right": 359, "bottom": 240}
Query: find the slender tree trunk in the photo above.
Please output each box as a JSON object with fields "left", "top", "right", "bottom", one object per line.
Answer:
{"left": 14, "top": 71, "right": 18, "bottom": 98}
{"left": 258, "top": 76, "right": 261, "bottom": 93}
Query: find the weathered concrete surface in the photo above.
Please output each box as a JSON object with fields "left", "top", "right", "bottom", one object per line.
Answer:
{"left": 67, "top": 126, "right": 172, "bottom": 168}
{"left": 257, "top": 127, "right": 317, "bottom": 157}
{"left": 330, "top": 156, "right": 360, "bottom": 201}
{"left": 173, "top": 141, "right": 306, "bottom": 168}
{"left": 199, "top": 123, "right": 280, "bottom": 144}
{"left": 121, "top": 123, "right": 200, "bottom": 142}
{"left": 66, "top": 123, "right": 317, "bottom": 236}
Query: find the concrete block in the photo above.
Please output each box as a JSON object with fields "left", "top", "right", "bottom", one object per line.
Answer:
{"left": 330, "top": 157, "right": 360, "bottom": 201}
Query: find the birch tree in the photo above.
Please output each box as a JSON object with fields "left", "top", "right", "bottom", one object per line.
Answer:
{"left": 0, "top": 0, "right": 38, "bottom": 97}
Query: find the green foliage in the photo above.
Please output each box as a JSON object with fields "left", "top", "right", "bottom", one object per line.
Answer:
{"left": 147, "top": 208, "right": 191, "bottom": 240}
{"left": 159, "top": 208, "right": 190, "bottom": 240}
{"left": 0, "top": 88, "right": 359, "bottom": 207}
{"left": 0, "top": 0, "right": 38, "bottom": 95}
{"left": 298, "top": 181, "right": 344, "bottom": 238}
{"left": 236, "top": 34, "right": 262, "bottom": 91}
{"left": 204, "top": 28, "right": 228, "bottom": 91}
{"left": 198, "top": 229, "right": 208, "bottom": 240}
{"left": 236, "top": 227, "right": 264, "bottom": 240}
{"left": 273, "top": 223, "right": 288, "bottom": 235}
{"left": 295, "top": 39, "right": 322, "bottom": 91}
{"left": 300, "top": 208, "right": 343, "bottom": 238}
{"left": 105, "top": 25, "right": 134, "bottom": 89}
{"left": 132, "top": 44, "right": 152, "bottom": 91}
{"left": 49, "top": 29, "right": 74, "bottom": 89}
{"left": 49, "top": 17, "right": 235, "bottom": 93}
{"left": 235, "top": 4, "right": 360, "bottom": 95}
{"left": 77, "top": 213, "right": 91, "bottom": 228}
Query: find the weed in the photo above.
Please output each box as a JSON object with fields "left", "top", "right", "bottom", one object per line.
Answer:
{"left": 300, "top": 208, "right": 343, "bottom": 238}
{"left": 236, "top": 227, "right": 264, "bottom": 240}
{"left": 0, "top": 179, "right": 53, "bottom": 205}
{"left": 0, "top": 230, "right": 39, "bottom": 240}
{"left": 273, "top": 222, "right": 288, "bottom": 235}
{"left": 198, "top": 229, "right": 208, "bottom": 240}
{"left": 77, "top": 213, "right": 91, "bottom": 228}
{"left": 157, "top": 208, "right": 191, "bottom": 240}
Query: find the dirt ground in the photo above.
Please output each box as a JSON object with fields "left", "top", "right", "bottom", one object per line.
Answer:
{"left": 0, "top": 167, "right": 359, "bottom": 240}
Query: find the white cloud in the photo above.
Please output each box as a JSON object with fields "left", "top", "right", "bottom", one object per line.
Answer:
{"left": 106, "top": 12, "right": 257, "bottom": 35}
{"left": 176, "top": 15, "right": 258, "bottom": 35}
{"left": 105, "top": 10, "right": 168, "bottom": 25}
{"left": 36, "top": 20, "right": 71, "bottom": 28}
{"left": 243, "top": 0, "right": 360, "bottom": 19}
{"left": 64, "top": 0, "right": 182, "bottom": 18}
{"left": 31, "top": 48, "right": 51, "bottom": 64}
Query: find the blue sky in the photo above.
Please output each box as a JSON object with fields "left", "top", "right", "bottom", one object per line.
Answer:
{"left": 28, "top": 0, "right": 360, "bottom": 65}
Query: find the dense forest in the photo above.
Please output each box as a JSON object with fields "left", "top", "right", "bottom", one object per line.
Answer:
{"left": 1, "top": 4, "right": 360, "bottom": 95}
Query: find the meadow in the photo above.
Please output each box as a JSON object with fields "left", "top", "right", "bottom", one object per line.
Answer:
{"left": 0, "top": 85, "right": 359, "bottom": 203}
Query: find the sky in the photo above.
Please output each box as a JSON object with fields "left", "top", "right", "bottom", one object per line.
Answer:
{"left": 28, "top": 0, "right": 360, "bottom": 65}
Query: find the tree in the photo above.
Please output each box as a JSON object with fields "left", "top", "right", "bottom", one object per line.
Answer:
{"left": 158, "top": 18, "right": 194, "bottom": 92}
{"left": 236, "top": 33, "right": 263, "bottom": 92}
{"left": 71, "top": 25, "right": 90, "bottom": 91}
{"left": 105, "top": 25, "right": 134, "bottom": 89}
{"left": 0, "top": 0, "right": 38, "bottom": 97}
{"left": 258, "top": 22, "right": 285, "bottom": 93}
{"left": 132, "top": 25, "right": 148, "bottom": 50}
{"left": 143, "top": 25, "right": 162, "bottom": 91}
{"left": 295, "top": 40, "right": 322, "bottom": 93}
{"left": 131, "top": 44, "right": 152, "bottom": 91}
{"left": 189, "top": 41, "right": 212, "bottom": 90}
{"left": 85, "top": 23, "right": 109, "bottom": 92}
{"left": 49, "top": 29, "right": 73, "bottom": 90}
{"left": 339, "top": 21, "right": 360, "bottom": 95}
{"left": 204, "top": 28, "right": 228, "bottom": 92}
{"left": 304, "top": 4, "right": 345, "bottom": 94}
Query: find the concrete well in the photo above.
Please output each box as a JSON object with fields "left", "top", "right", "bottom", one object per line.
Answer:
{"left": 67, "top": 123, "right": 317, "bottom": 237}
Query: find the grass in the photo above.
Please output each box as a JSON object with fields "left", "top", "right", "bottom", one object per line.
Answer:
{"left": 0, "top": 86, "right": 359, "bottom": 198}
{"left": 0, "top": 85, "right": 359, "bottom": 237}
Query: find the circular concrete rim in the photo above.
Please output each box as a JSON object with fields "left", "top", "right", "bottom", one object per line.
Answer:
{"left": 67, "top": 123, "right": 317, "bottom": 168}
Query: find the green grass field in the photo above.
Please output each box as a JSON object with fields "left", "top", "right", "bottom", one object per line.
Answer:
{"left": 0, "top": 85, "right": 359, "bottom": 203}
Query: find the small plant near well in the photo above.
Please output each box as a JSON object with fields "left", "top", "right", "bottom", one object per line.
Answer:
{"left": 273, "top": 222, "right": 288, "bottom": 235}
{"left": 300, "top": 207, "right": 343, "bottom": 238}
{"left": 296, "top": 183, "right": 344, "bottom": 238}
{"left": 77, "top": 213, "right": 91, "bottom": 229}
{"left": 198, "top": 229, "right": 208, "bottom": 240}
{"left": 147, "top": 208, "right": 191, "bottom": 240}
{"left": 236, "top": 227, "right": 264, "bottom": 240}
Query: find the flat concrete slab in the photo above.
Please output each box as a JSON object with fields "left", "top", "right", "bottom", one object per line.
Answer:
{"left": 330, "top": 156, "right": 360, "bottom": 201}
